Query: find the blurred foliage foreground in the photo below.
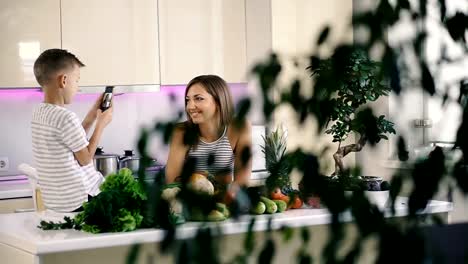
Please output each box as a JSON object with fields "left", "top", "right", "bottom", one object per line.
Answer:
{"left": 49, "top": 0, "right": 468, "bottom": 263}
{"left": 131, "top": 0, "right": 468, "bottom": 263}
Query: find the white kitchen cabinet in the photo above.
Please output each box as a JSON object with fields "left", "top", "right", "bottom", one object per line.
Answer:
{"left": 61, "top": 0, "right": 160, "bottom": 87}
{"left": 0, "top": 198, "right": 34, "bottom": 214}
{"left": 158, "top": 0, "right": 247, "bottom": 85}
{"left": 0, "top": 0, "right": 61, "bottom": 88}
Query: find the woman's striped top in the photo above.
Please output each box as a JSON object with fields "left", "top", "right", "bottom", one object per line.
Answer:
{"left": 187, "top": 126, "right": 234, "bottom": 177}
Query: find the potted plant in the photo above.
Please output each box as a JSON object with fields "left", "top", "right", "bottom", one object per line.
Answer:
{"left": 311, "top": 49, "right": 396, "bottom": 177}
{"left": 302, "top": 49, "right": 396, "bottom": 209}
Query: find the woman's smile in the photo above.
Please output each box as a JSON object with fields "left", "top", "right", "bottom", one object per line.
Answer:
{"left": 185, "top": 83, "right": 220, "bottom": 125}
{"left": 189, "top": 111, "right": 202, "bottom": 118}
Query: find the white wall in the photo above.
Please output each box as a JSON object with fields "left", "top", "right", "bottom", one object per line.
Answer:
{"left": 270, "top": 0, "right": 354, "bottom": 179}
{"left": 0, "top": 84, "right": 251, "bottom": 177}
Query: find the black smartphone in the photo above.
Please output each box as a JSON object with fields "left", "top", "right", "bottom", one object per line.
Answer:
{"left": 100, "top": 86, "right": 114, "bottom": 112}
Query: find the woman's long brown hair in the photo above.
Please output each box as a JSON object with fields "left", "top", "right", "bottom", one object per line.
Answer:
{"left": 184, "top": 75, "right": 234, "bottom": 127}
{"left": 182, "top": 75, "right": 235, "bottom": 148}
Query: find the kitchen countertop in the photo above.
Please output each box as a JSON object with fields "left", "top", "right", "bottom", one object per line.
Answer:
{"left": 0, "top": 197, "right": 452, "bottom": 255}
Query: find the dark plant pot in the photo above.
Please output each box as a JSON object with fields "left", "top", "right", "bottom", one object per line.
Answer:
{"left": 361, "top": 176, "right": 383, "bottom": 191}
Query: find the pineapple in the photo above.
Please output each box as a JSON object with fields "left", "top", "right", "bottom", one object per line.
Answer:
{"left": 262, "top": 127, "right": 291, "bottom": 192}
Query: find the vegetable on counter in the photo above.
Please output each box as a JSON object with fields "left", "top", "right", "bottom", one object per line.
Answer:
{"left": 38, "top": 170, "right": 235, "bottom": 233}
{"left": 273, "top": 200, "right": 287, "bottom": 212}
{"left": 270, "top": 187, "right": 290, "bottom": 205}
{"left": 216, "top": 203, "right": 230, "bottom": 218}
{"left": 160, "top": 182, "right": 185, "bottom": 225}
{"left": 207, "top": 210, "right": 226, "bottom": 222}
{"left": 160, "top": 182, "right": 182, "bottom": 199}
{"left": 190, "top": 207, "right": 227, "bottom": 222}
{"left": 287, "top": 191, "right": 304, "bottom": 209}
{"left": 39, "top": 168, "right": 147, "bottom": 233}
{"left": 250, "top": 201, "right": 266, "bottom": 215}
{"left": 188, "top": 172, "right": 215, "bottom": 195}
{"left": 162, "top": 173, "right": 231, "bottom": 223}
{"left": 260, "top": 196, "right": 278, "bottom": 214}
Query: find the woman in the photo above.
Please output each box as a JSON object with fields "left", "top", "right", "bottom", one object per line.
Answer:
{"left": 165, "top": 75, "right": 252, "bottom": 200}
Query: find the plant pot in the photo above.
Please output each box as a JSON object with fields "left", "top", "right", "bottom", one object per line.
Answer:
{"left": 364, "top": 190, "right": 389, "bottom": 210}
{"left": 345, "top": 189, "right": 389, "bottom": 210}
{"left": 361, "top": 176, "right": 383, "bottom": 191}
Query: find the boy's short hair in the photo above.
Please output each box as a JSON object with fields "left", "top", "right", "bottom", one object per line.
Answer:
{"left": 33, "top": 49, "right": 85, "bottom": 86}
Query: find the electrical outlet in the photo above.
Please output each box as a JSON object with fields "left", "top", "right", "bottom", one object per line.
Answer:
{"left": 0, "top": 157, "right": 9, "bottom": 171}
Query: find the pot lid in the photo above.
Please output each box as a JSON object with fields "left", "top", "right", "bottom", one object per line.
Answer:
{"left": 124, "top": 149, "right": 136, "bottom": 157}
{"left": 95, "top": 146, "right": 120, "bottom": 158}
{"left": 121, "top": 149, "right": 142, "bottom": 161}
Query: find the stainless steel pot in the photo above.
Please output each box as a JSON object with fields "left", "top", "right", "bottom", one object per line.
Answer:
{"left": 119, "top": 150, "right": 157, "bottom": 173}
{"left": 93, "top": 147, "right": 120, "bottom": 176}
{"left": 93, "top": 148, "right": 158, "bottom": 177}
{"left": 119, "top": 150, "right": 141, "bottom": 172}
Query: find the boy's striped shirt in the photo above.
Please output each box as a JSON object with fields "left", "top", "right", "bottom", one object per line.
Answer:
{"left": 31, "top": 103, "right": 103, "bottom": 212}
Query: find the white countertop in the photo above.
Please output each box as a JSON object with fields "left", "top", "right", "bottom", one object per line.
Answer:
{"left": 0, "top": 197, "right": 452, "bottom": 255}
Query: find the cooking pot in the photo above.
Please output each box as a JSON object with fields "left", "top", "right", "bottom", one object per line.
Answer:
{"left": 93, "top": 147, "right": 120, "bottom": 176}
{"left": 93, "top": 147, "right": 158, "bottom": 177}
{"left": 119, "top": 149, "right": 157, "bottom": 173}
{"left": 119, "top": 150, "right": 141, "bottom": 172}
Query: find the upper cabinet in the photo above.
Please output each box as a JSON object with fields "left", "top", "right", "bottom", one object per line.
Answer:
{"left": 0, "top": 0, "right": 268, "bottom": 89}
{"left": 0, "top": 0, "right": 61, "bottom": 88}
{"left": 158, "top": 0, "right": 247, "bottom": 85}
{"left": 61, "top": 0, "right": 160, "bottom": 87}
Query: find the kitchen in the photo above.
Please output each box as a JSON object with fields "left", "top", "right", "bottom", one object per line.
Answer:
{"left": 0, "top": 0, "right": 465, "bottom": 263}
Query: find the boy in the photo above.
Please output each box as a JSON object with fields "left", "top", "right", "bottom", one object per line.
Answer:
{"left": 31, "top": 49, "right": 113, "bottom": 212}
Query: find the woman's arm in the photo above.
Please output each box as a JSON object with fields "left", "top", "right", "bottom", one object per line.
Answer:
{"left": 165, "top": 126, "right": 190, "bottom": 183}
{"left": 233, "top": 120, "right": 252, "bottom": 186}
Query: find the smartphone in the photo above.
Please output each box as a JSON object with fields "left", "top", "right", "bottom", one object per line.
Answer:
{"left": 100, "top": 86, "right": 114, "bottom": 112}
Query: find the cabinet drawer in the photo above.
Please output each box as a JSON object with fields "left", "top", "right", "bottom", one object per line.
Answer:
{"left": 0, "top": 198, "right": 34, "bottom": 214}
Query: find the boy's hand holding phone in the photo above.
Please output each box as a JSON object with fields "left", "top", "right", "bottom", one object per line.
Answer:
{"left": 96, "top": 105, "right": 113, "bottom": 128}
{"left": 96, "top": 86, "right": 114, "bottom": 128}
{"left": 100, "top": 86, "right": 114, "bottom": 112}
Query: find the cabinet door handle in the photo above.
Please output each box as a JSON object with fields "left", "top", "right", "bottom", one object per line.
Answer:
{"left": 414, "top": 119, "right": 433, "bottom": 128}
{"left": 14, "top": 208, "right": 35, "bottom": 213}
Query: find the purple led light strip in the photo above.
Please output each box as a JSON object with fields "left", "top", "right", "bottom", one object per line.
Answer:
{"left": 0, "top": 83, "right": 249, "bottom": 99}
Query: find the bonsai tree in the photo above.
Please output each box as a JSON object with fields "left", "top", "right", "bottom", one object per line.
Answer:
{"left": 309, "top": 49, "right": 396, "bottom": 176}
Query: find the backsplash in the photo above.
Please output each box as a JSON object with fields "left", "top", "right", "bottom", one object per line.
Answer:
{"left": 0, "top": 83, "right": 260, "bottom": 176}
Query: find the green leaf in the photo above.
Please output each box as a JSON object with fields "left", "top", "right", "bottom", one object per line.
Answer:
{"left": 380, "top": 135, "right": 389, "bottom": 140}
{"left": 317, "top": 25, "right": 330, "bottom": 45}
{"left": 281, "top": 226, "right": 294, "bottom": 242}
{"left": 126, "top": 244, "right": 141, "bottom": 264}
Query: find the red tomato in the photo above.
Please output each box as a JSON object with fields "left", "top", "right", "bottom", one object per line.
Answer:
{"left": 290, "top": 197, "right": 303, "bottom": 209}
{"left": 270, "top": 187, "right": 286, "bottom": 200}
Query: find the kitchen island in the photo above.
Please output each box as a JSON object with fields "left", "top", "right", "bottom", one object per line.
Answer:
{"left": 0, "top": 197, "right": 452, "bottom": 264}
